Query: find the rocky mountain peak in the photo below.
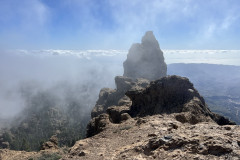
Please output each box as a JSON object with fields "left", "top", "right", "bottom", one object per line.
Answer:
{"left": 141, "top": 31, "right": 159, "bottom": 48}
{"left": 69, "top": 72, "right": 237, "bottom": 160}
{"left": 77, "top": 31, "right": 238, "bottom": 159}
{"left": 123, "top": 31, "right": 167, "bottom": 80}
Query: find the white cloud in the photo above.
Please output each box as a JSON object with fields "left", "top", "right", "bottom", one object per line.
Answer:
{"left": 107, "top": 0, "right": 195, "bottom": 30}
{"left": 7, "top": 49, "right": 240, "bottom": 66}
{"left": 221, "top": 14, "right": 239, "bottom": 30}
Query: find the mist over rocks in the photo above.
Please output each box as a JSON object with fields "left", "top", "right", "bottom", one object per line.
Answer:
{"left": 123, "top": 31, "right": 167, "bottom": 80}
{"left": 0, "top": 51, "right": 121, "bottom": 151}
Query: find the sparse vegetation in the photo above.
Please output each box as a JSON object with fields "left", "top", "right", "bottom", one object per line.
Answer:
{"left": 0, "top": 90, "right": 90, "bottom": 151}
{"left": 37, "top": 153, "right": 62, "bottom": 160}
{"left": 28, "top": 153, "right": 62, "bottom": 160}
{"left": 119, "top": 125, "right": 132, "bottom": 130}
{"left": 113, "top": 125, "right": 132, "bottom": 133}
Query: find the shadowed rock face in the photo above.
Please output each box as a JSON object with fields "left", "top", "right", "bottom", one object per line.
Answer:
{"left": 127, "top": 75, "right": 206, "bottom": 116}
{"left": 91, "top": 76, "right": 150, "bottom": 119}
{"left": 126, "top": 75, "right": 235, "bottom": 125}
{"left": 123, "top": 31, "right": 167, "bottom": 80}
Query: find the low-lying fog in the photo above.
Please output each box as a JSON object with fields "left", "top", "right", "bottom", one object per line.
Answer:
{"left": 0, "top": 49, "right": 240, "bottom": 120}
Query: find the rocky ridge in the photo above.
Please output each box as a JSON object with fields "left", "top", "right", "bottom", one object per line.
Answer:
{"left": 64, "top": 74, "right": 238, "bottom": 159}
{"left": 67, "top": 31, "right": 239, "bottom": 159}
{"left": 64, "top": 76, "right": 239, "bottom": 159}
{"left": 87, "top": 31, "right": 234, "bottom": 138}
{"left": 127, "top": 75, "right": 235, "bottom": 126}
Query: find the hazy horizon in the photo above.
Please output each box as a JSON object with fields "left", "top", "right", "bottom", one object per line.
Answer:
{"left": 2, "top": 49, "right": 240, "bottom": 66}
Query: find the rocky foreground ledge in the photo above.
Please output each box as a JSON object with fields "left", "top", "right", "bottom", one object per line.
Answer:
{"left": 67, "top": 115, "right": 240, "bottom": 160}
{"left": 63, "top": 75, "right": 239, "bottom": 160}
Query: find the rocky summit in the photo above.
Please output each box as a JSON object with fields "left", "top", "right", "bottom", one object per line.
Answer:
{"left": 91, "top": 31, "right": 166, "bottom": 121}
{"left": 64, "top": 75, "right": 238, "bottom": 160}
{"left": 123, "top": 31, "right": 167, "bottom": 80}
{"left": 127, "top": 75, "right": 235, "bottom": 126}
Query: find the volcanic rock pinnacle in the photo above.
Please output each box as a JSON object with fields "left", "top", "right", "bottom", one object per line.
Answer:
{"left": 123, "top": 31, "right": 167, "bottom": 80}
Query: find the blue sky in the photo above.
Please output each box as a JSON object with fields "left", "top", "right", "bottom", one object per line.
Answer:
{"left": 0, "top": 0, "right": 240, "bottom": 50}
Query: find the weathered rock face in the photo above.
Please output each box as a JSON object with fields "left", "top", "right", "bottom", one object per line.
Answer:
{"left": 66, "top": 115, "right": 240, "bottom": 160}
{"left": 88, "top": 75, "right": 234, "bottom": 139}
{"left": 2, "top": 115, "right": 240, "bottom": 160}
{"left": 89, "top": 31, "right": 167, "bottom": 137}
{"left": 88, "top": 76, "right": 149, "bottom": 137}
{"left": 86, "top": 114, "right": 110, "bottom": 138}
{"left": 41, "top": 135, "right": 59, "bottom": 150}
{"left": 127, "top": 75, "right": 235, "bottom": 125}
{"left": 91, "top": 76, "right": 150, "bottom": 118}
{"left": 123, "top": 31, "right": 167, "bottom": 80}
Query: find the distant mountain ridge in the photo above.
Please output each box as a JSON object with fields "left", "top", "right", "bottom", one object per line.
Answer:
{"left": 168, "top": 63, "right": 240, "bottom": 124}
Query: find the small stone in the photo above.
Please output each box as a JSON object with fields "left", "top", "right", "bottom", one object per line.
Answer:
{"left": 79, "top": 151, "right": 86, "bottom": 156}
{"left": 224, "top": 126, "right": 231, "bottom": 130}
{"left": 121, "top": 113, "right": 131, "bottom": 121}
{"left": 148, "top": 133, "right": 157, "bottom": 137}
{"left": 164, "top": 135, "right": 172, "bottom": 140}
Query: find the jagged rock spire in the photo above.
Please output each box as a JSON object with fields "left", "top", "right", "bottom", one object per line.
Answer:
{"left": 123, "top": 31, "right": 167, "bottom": 80}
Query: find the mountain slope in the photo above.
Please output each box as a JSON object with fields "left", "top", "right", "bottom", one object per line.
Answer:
{"left": 168, "top": 63, "right": 240, "bottom": 124}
